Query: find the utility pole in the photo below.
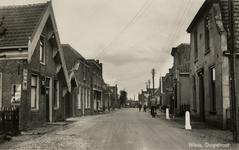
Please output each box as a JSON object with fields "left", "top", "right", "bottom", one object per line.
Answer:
{"left": 228, "top": 0, "right": 239, "bottom": 143}
{"left": 148, "top": 79, "right": 150, "bottom": 89}
{"left": 152, "top": 68, "right": 155, "bottom": 96}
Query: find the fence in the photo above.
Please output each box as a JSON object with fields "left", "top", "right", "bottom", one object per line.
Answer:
{"left": 0, "top": 107, "right": 19, "bottom": 135}
{"left": 179, "top": 103, "right": 190, "bottom": 116}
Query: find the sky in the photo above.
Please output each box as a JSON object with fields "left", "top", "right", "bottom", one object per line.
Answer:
{"left": 1, "top": 0, "right": 205, "bottom": 99}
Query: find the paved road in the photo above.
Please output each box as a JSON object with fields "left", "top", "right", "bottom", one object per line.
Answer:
{"left": 78, "top": 108, "right": 204, "bottom": 150}
{"left": 57, "top": 108, "right": 235, "bottom": 150}
{"left": 0, "top": 108, "right": 238, "bottom": 150}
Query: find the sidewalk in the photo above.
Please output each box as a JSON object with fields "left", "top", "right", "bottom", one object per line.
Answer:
{"left": 157, "top": 111, "right": 237, "bottom": 143}
{"left": 156, "top": 111, "right": 218, "bottom": 129}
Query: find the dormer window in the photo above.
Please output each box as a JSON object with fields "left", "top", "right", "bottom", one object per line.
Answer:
{"left": 40, "top": 35, "right": 45, "bottom": 64}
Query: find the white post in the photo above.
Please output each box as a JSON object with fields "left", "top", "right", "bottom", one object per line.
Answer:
{"left": 166, "top": 108, "right": 170, "bottom": 119}
{"left": 185, "top": 111, "right": 192, "bottom": 130}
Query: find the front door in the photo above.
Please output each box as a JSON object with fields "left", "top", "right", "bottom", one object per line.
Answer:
{"left": 46, "top": 77, "right": 52, "bottom": 122}
{"left": 198, "top": 71, "right": 205, "bottom": 122}
{"left": 46, "top": 88, "right": 50, "bottom": 122}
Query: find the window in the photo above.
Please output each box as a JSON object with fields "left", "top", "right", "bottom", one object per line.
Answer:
{"left": 84, "top": 87, "right": 86, "bottom": 108}
{"left": 194, "top": 31, "right": 198, "bottom": 60}
{"left": 31, "top": 74, "right": 39, "bottom": 110}
{"left": 87, "top": 88, "right": 90, "bottom": 108}
{"left": 46, "top": 78, "right": 50, "bottom": 89}
{"left": 53, "top": 80, "right": 59, "bottom": 109}
{"left": 193, "top": 76, "right": 196, "bottom": 110}
{"left": 40, "top": 35, "right": 45, "bottom": 64}
{"left": 82, "top": 87, "right": 85, "bottom": 108}
{"left": 210, "top": 67, "right": 216, "bottom": 111}
{"left": 78, "top": 86, "right": 81, "bottom": 109}
{"left": 205, "top": 14, "right": 211, "bottom": 52}
{"left": 0, "top": 73, "right": 2, "bottom": 107}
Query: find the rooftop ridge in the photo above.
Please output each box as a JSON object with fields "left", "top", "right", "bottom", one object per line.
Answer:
{"left": 0, "top": 3, "right": 47, "bottom": 8}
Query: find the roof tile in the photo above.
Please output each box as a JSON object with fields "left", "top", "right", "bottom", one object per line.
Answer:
{"left": 0, "top": 3, "right": 47, "bottom": 47}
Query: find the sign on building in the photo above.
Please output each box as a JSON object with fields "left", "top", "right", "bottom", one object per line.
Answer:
{"left": 11, "top": 84, "right": 21, "bottom": 106}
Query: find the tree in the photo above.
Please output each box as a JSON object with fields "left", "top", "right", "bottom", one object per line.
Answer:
{"left": 119, "top": 90, "right": 127, "bottom": 105}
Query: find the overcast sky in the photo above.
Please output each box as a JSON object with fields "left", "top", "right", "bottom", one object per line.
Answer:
{"left": 1, "top": 0, "right": 205, "bottom": 99}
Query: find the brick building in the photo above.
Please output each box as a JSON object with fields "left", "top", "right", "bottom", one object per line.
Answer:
{"left": 186, "top": 0, "right": 232, "bottom": 129}
{"left": 0, "top": 2, "right": 70, "bottom": 130}
{"left": 108, "top": 85, "right": 118, "bottom": 110}
{"left": 62, "top": 44, "right": 92, "bottom": 117}
{"left": 86, "top": 59, "right": 103, "bottom": 114}
{"left": 171, "top": 43, "right": 191, "bottom": 115}
{"left": 102, "top": 82, "right": 113, "bottom": 111}
{"left": 162, "top": 68, "right": 174, "bottom": 114}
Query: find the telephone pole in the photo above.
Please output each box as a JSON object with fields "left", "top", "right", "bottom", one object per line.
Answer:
{"left": 228, "top": 0, "right": 239, "bottom": 142}
{"left": 152, "top": 68, "right": 155, "bottom": 96}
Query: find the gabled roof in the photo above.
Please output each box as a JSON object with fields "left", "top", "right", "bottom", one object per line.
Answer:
{"left": 0, "top": 2, "right": 70, "bottom": 92}
{"left": 187, "top": 0, "right": 218, "bottom": 33}
{"left": 62, "top": 44, "right": 88, "bottom": 71}
{"left": 0, "top": 3, "right": 47, "bottom": 47}
{"left": 171, "top": 43, "right": 190, "bottom": 73}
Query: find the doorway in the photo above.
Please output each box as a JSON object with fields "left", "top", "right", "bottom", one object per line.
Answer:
{"left": 46, "top": 77, "right": 52, "bottom": 122}
{"left": 198, "top": 71, "right": 205, "bottom": 122}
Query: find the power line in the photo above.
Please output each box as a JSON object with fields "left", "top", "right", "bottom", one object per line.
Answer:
{"left": 155, "top": 0, "right": 195, "bottom": 72}
{"left": 94, "top": 0, "right": 155, "bottom": 59}
{"left": 70, "top": 0, "right": 113, "bottom": 28}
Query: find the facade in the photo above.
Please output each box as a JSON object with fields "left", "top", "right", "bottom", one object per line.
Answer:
{"left": 109, "top": 85, "right": 118, "bottom": 110}
{"left": 162, "top": 68, "right": 174, "bottom": 114}
{"left": 171, "top": 43, "right": 191, "bottom": 115}
{"left": 0, "top": 2, "right": 70, "bottom": 130}
{"left": 102, "top": 82, "right": 111, "bottom": 111}
{"left": 87, "top": 59, "right": 103, "bottom": 114}
{"left": 62, "top": 44, "right": 91, "bottom": 117}
{"left": 138, "top": 89, "right": 149, "bottom": 107}
{"left": 187, "top": 0, "right": 230, "bottom": 129}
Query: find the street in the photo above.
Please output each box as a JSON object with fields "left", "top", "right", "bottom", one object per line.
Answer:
{"left": 0, "top": 108, "right": 238, "bottom": 150}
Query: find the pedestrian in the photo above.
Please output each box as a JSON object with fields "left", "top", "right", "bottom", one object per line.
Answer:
{"left": 143, "top": 104, "right": 146, "bottom": 112}
{"left": 150, "top": 98, "right": 156, "bottom": 117}
{"left": 139, "top": 104, "right": 142, "bottom": 111}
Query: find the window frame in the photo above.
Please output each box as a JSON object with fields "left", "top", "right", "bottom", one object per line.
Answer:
{"left": 31, "top": 74, "right": 39, "bottom": 111}
{"left": 194, "top": 31, "right": 198, "bottom": 60}
{"left": 78, "top": 86, "right": 81, "bottom": 109}
{"left": 39, "top": 35, "right": 46, "bottom": 64}
{"left": 87, "top": 88, "right": 90, "bottom": 108}
{"left": 204, "top": 14, "right": 211, "bottom": 54}
{"left": 210, "top": 66, "right": 216, "bottom": 112}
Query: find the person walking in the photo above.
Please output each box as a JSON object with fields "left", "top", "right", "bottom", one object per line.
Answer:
{"left": 139, "top": 103, "right": 142, "bottom": 111}
{"left": 150, "top": 98, "right": 157, "bottom": 117}
{"left": 143, "top": 104, "right": 147, "bottom": 112}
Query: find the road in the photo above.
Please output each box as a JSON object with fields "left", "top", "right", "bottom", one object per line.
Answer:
{"left": 0, "top": 108, "right": 238, "bottom": 150}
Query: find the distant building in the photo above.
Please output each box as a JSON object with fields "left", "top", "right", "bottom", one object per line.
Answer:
{"left": 62, "top": 44, "right": 92, "bottom": 117}
{"left": 87, "top": 59, "right": 103, "bottom": 114}
{"left": 162, "top": 68, "right": 174, "bottom": 114}
{"left": 171, "top": 43, "right": 191, "bottom": 116}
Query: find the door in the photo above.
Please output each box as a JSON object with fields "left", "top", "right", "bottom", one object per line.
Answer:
{"left": 45, "top": 77, "right": 52, "bottom": 122}
{"left": 46, "top": 88, "right": 50, "bottom": 122}
{"left": 198, "top": 71, "right": 205, "bottom": 122}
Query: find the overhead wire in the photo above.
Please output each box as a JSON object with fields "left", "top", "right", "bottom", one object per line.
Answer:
{"left": 69, "top": 0, "right": 113, "bottom": 28}
{"left": 155, "top": 0, "right": 185, "bottom": 67}
{"left": 155, "top": 0, "right": 195, "bottom": 72}
{"left": 94, "top": 0, "right": 155, "bottom": 59}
